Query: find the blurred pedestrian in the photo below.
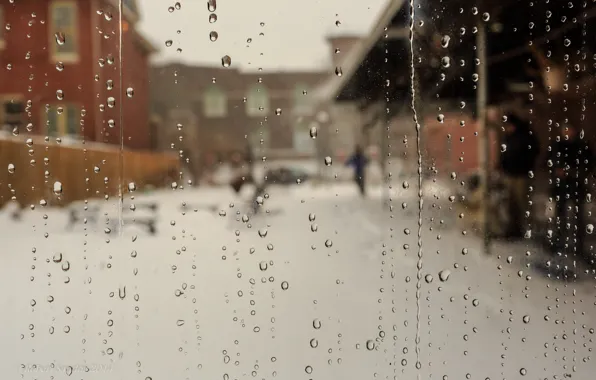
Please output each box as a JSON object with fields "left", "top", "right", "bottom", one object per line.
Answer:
{"left": 346, "top": 145, "right": 369, "bottom": 197}
{"left": 230, "top": 149, "right": 249, "bottom": 194}
{"left": 498, "top": 113, "right": 540, "bottom": 239}
{"left": 549, "top": 124, "right": 594, "bottom": 255}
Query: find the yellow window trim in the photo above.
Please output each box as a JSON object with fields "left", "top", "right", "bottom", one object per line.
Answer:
{"left": 42, "top": 104, "right": 80, "bottom": 136}
{"left": 49, "top": 0, "right": 80, "bottom": 63}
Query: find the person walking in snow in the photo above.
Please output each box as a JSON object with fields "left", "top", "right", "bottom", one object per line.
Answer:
{"left": 346, "top": 145, "right": 369, "bottom": 197}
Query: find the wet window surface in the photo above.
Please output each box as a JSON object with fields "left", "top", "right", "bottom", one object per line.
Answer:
{"left": 1, "top": 0, "right": 596, "bottom": 379}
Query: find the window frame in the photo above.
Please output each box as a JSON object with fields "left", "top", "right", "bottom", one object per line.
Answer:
{"left": 43, "top": 103, "right": 81, "bottom": 137}
{"left": 0, "top": 94, "right": 25, "bottom": 132}
{"left": 246, "top": 84, "right": 269, "bottom": 117}
{"left": 49, "top": 0, "right": 79, "bottom": 63}
{"left": 203, "top": 85, "right": 228, "bottom": 118}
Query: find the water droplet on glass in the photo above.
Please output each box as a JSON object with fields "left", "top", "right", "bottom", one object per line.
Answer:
{"left": 441, "top": 56, "right": 451, "bottom": 68}
{"left": 53, "top": 181, "right": 63, "bottom": 195}
{"left": 310, "top": 338, "right": 318, "bottom": 348}
{"left": 324, "top": 156, "right": 332, "bottom": 166}
{"left": 500, "top": 144, "right": 507, "bottom": 152}
{"left": 207, "top": 0, "right": 217, "bottom": 12}
{"left": 366, "top": 340, "right": 376, "bottom": 351}
{"left": 424, "top": 274, "right": 433, "bottom": 283}
{"left": 520, "top": 368, "right": 527, "bottom": 376}
{"left": 586, "top": 224, "right": 594, "bottom": 234}
{"left": 324, "top": 239, "right": 333, "bottom": 248}
{"left": 176, "top": 319, "right": 185, "bottom": 326}
{"left": 438, "top": 269, "right": 451, "bottom": 282}
{"left": 281, "top": 281, "right": 289, "bottom": 290}
{"left": 54, "top": 32, "right": 65, "bottom": 45}
{"left": 437, "top": 114, "right": 445, "bottom": 123}
{"left": 126, "top": 87, "right": 134, "bottom": 98}
{"left": 259, "top": 261, "right": 268, "bottom": 271}
{"left": 209, "top": 31, "right": 218, "bottom": 41}
{"left": 221, "top": 55, "right": 231, "bottom": 68}
{"left": 335, "top": 66, "right": 343, "bottom": 76}
{"left": 165, "top": 40, "right": 173, "bottom": 47}
{"left": 209, "top": 13, "right": 217, "bottom": 23}
{"left": 482, "top": 12, "right": 490, "bottom": 21}
{"left": 309, "top": 126, "right": 318, "bottom": 139}
{"left": 305, "top": 366, "right": 313, "bottom": 374}
{"left": 441, "top": 35, "right": 450, "bottom": 48}
{"left": 522, "top": 315, "right": 530, "bottom": 324}
{"left": 7, "top": 163, "right": 15, "bottom": 173}
{"left": 107, "top": 97, "right": 116, "bottom": 108}
{"left": 313, "top": 319, "right": 322, "bottom": 329}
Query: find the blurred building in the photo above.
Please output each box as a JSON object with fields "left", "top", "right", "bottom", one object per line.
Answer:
{"left": 0, "top": 0, "right": 156, "bottom": 150}
{"left": 150, "top": 64, "right": 327, "bottom": 162}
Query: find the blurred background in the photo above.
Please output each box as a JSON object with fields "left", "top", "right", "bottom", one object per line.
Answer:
{"left": 1, "top": 1, "right": 596, "bottom": 379}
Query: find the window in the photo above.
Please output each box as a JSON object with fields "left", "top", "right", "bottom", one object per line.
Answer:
{"left": 203, "top": 85, "right": 227, "bottom": 118}
{"left": 293, "top": 120, "right": 316, "bottom": 154}
{"left": 0, "top": 97, "right": 24, "bottom": 132}
{"left": 44, "top": 104, "right": 80, "bottom": 137}
{"left": 293, "top": 83, "right": 312, "bottom": 115}
{"left": 246, "top": 84, "right": 269, "bottom": 117}
{"left": 49, "top": 1, "right": 78, "bottom": 62}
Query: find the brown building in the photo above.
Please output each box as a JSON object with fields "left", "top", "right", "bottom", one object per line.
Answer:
{"left": 150, "top": 64, "right": 327, "bottom": 163}
{"left": 0, "top": 0, "right": 156, "bottom": 150}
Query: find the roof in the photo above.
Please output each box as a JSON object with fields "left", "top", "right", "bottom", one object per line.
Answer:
{"left": 313, "top": 0, "right": 407, "bottom": 102}
{"left": 320, "top": 0, "right": 596, "bottom": 108}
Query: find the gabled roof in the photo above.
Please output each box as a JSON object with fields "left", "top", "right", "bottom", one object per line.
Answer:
{"left": 314, "top": 0, "right": 407, "bottom": 102}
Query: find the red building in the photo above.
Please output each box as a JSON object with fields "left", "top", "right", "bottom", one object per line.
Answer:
{"left": 0, "top": 0, "right": 156, "bottom": 150}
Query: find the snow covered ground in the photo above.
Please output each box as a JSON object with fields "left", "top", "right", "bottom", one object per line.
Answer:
{"left": 1, "top": 183, "right": 595, "bottom": 380}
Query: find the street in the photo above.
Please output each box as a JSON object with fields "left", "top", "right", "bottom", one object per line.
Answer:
{"left": 1, "top": 183, "right": 595, "bottom": 380}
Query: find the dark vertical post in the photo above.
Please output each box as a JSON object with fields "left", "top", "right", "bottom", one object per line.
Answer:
{"left": 477, "top": 21, "right": 491, "bottom": 254}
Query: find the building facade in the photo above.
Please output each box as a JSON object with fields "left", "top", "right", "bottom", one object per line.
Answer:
{"left": 0, "top": 0, "right": 155, "bottom": 150}
{"left": 150, "top": 64, "right": 327, "bottom": 161}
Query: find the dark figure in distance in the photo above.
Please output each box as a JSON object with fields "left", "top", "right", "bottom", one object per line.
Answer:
{"left": 346, "top": 145, "right": 369, "bottom": 197}
{"left": 499, "top": 113, "right": 540, "bottom": 239}
{"left": 549, "top": 124, "right": 594, "bottom": 256}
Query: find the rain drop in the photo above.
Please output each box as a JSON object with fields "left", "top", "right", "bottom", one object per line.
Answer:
{"left": 441, "top": 35, "right": 450, "bottom": 48}
{"left": 438, "top": 269, "right": 451, "bottom": 282}
{"left": 221, "top": 55, "right": 231, "bottom": 68}
{"left": 54, "top": 32, "right": 65, "bottom": 45}
{"left": 53, "top": 181, "right": 63, "bottom": 195}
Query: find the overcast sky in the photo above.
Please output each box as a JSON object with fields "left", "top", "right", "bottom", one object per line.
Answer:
{"left": 136, "top": 0, "right": 388, "bottom": 72}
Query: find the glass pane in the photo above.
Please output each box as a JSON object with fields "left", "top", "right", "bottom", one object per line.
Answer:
{"left": 66, "top": 106, "right": 78, "bottom": 135}
{"left": 46, "top": 107, "right": 58, "bottom": 136}
{"left": 3, "top": 1, "right": 596, "bottom": 380}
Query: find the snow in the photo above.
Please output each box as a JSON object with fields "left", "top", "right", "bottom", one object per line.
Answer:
{"left": 1, "top": 183, "right": 595, "bottom": 379}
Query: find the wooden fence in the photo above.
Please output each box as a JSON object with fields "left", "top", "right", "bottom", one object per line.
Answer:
{"left": 0, "top": 136, "right": 180, "bottom": 208}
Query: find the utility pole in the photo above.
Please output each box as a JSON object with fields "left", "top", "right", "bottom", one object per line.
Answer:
{"left": 477, "top": 21, "right": 491, "bottom": 255}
